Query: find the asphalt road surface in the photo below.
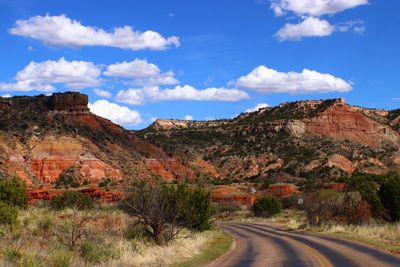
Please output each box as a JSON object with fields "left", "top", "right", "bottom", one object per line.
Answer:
{"left": 210, "top": 222, "right": 400, "bottom": 267}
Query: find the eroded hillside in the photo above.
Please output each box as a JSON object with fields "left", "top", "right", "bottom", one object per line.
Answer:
{"left": 0, "top": 92, "right": 193, "bottom": 186}
{"left": 139, "top": 98, "right": 400, "bottom": 183}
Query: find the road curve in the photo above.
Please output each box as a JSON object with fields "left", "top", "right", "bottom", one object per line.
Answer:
{"left": 209, "top": 222, "right": 400, "bottom": 267}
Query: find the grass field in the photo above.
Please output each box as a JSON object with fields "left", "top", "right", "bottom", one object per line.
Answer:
{"left": 0, "top": 206, "right": 226, "bottom": 266}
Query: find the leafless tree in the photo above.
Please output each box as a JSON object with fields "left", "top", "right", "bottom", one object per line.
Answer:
{"left": 121, "top": 180, "right": 187, "bottom": 245}
{"left": 52, "top": 206, "right": 93, "bottom": 251}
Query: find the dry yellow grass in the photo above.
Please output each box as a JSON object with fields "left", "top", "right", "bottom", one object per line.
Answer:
{"left": 0, "top": 206, "right": 220, "bottom": 266}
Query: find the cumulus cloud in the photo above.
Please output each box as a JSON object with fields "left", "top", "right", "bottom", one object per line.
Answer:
{"left": 104, "top": 59, "right": 178, "bottom": 86}
{"left": 276, "top": 17, "right": 336, "bottom": 41}
{"left": 276, "top": 17, "right": 366, "bottom": 41}
{"left": 10, "top": 14, "right": 180, "bottom": 51}
{"left": 271, "top": 1, "right": 368, "bottom": 41}
{"left": 88, "top": 100, "right": 141, "bottom": 126}
{"left": 245, "top": 103, "right": 270, "bottom": 113}
{"left": 1, "top": 94, "right": 12, "bottom": 98}
{"left": 116, "top": 85, "right": 249, "bottom": 105}
{"left": 93, "top": 88, "right": 112, "bottom": 98}
{"left": 270, "top": 0, "right": 368, "bottom": 17}
{"left": 236, "top": 66, "right": 352, "bottom": 93}
{"left": 183, "top": 115, "right": 193, "bottom": 120}
{"left": 0, "top": 57, "right": 101, "bottom": 92}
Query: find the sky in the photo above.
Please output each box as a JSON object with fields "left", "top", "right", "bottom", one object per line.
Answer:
{"left": 0, "top": 0, "right": 399, "bottom": 129}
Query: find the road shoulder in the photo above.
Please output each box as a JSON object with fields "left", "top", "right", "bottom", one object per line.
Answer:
{"left": 171, "top": 230, "right": 234, "bottom": 267}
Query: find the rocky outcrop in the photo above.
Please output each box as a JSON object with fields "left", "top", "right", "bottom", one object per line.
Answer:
{"left": 306, "top": 105, "right": 400, "bottom": 148}
{"left": 29, "top": 137, "right": 83, "bottom": 183}
{"left": 210, "top": 185, "right": 256, "bottom": 207}
{"left": 149, "top": 119, "right": 230, "bottom": 131}
{"left": 28, "top": 187, "right": 124, "bottom": 205}
{"left": 326, "top": 154, "right": 356, "bottom": 174}
{"left": 49, "top": 92, "right": 90, "bottom": 113}
{"left": 267, "top": 184, "right": 298, "bottom": 198}
{"left": 324, "top": 183, "right": 347, "bottom": 190}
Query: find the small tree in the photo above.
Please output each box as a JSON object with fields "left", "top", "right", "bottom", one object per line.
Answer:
{"left": 121, "top": 181, "right": 212, "bottom": 245}
{"left": 0, "top": 176, "right": 28, "bottom": 208}
{"left": 345, "top": 174, "right": 386, "bottom": 219}
{"left": 380, "top": 172, "right": 400, "bottom": 222}
{"left": 253, "top": 195, "right": 282, "bottom": 217}
{"left": 121, "top": 180, "right": 177, "bottom": 245}
{"left": 175, "top": 185, "right": 212, "bottom": 231}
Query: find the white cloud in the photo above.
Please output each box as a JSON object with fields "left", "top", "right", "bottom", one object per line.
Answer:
{"left": 337, "top": 20, "right": 365, "bottom": 33}
{"left": 104, "top": 59, "right": 178, "bottom": 86}
{"left": 88, "top": 100, "right": 141, "bottom": 126}
{"left": 93, "top": 88, "right": 111, "bottom": 98}
{"left": 245, "top": 103, "right": 270, "bottom": 113}
{"left": 0, "top": 57, "right": 101, "bottom": 92}
{"left": 236, "top": 65, "right": 352, "bottom": 93}
{"left": 10, "top": 14, "right": 180, "bottom": 51}
{"left": 183, "top": 115, "right": 193, "bottom": 120}
{"left": 271, "top": 0, "right": 368, "bottom": 17}
{"left": 1, "top": 94, "right": 12, "bottom": 98}
{"left": 116, "top": 85, "right": 249, "bottom": 105}
{"left": 276, "top": 17, "right": 336, "bottom": 41}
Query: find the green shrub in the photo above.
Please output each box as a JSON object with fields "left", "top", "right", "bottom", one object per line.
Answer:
{"left": 180, "top": 186, "right": 213, "bottom": 231}
{"left": 50, "top": 191, "right": 93, "bottom": 210}
{"left": 380, "top": 172, "right": 400, "bottom": 222}
{"left": 253, "top": 195, "right": 282, "bottom": 217}
{"left": 80, "top": 241, "right": 116, "bottom": 264}
{"left": 56, "top": 168, "right": 79, "bottom": 188}
{"left": 0, "top": 176, "right": 28, "bottom": 208}
{"left": 37, "top": 216, "right": 53, "bottom": 231}
{"left": 98, "top": 178, "right": 111, "bottom": 187}
{"left": 0, "top": 201, "right": 18, "bottom": 225}
{"left": 51, "top": 249, "right": 74, "bottom": 267}
{"left": 345, "top": 174, "right": 386, "bottom": 219}
{"left": 281, "top": 194, "right": 299, "bottom": 209}
{"left": 19, "top": 253, "right": 45, "bottom": 267}
{"left": 3, "top": 244, "right": 22, "bottom": 263}
{"left": 124, "top": 223, "right": 151, "bottom": 241}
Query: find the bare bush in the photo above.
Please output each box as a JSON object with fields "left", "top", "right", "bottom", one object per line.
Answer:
{"left": 304, "top": 190, "right": 371, "bottom": 225}
{"left": 52, "top": 207, "right": 93, "bottom": 251}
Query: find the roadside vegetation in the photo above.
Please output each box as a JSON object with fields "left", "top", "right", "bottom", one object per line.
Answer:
{"left": 217, "top": 171, "right": 400, "bottom": 253}
{"left": 0, "top": 176, "right": 228, "bottom": 266}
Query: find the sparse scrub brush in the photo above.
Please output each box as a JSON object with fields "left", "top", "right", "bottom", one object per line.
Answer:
{"left": 51, "top": 248, "right": 74, "bottom": 267}
{"left": 0, "top": 201, "right": 18, "bottom": 225}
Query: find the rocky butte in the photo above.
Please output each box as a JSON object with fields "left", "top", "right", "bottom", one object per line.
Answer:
{"left": 0, "top": 92, "right": 192, "bottom": 189}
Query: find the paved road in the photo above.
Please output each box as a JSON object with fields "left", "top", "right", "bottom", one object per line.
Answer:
{"left": 210, "top": 222, "right": 400, "bottom": 267}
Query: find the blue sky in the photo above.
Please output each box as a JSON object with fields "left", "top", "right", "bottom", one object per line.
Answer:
{"left": 0, "top": 0, "right": 399, "bottom": 129}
